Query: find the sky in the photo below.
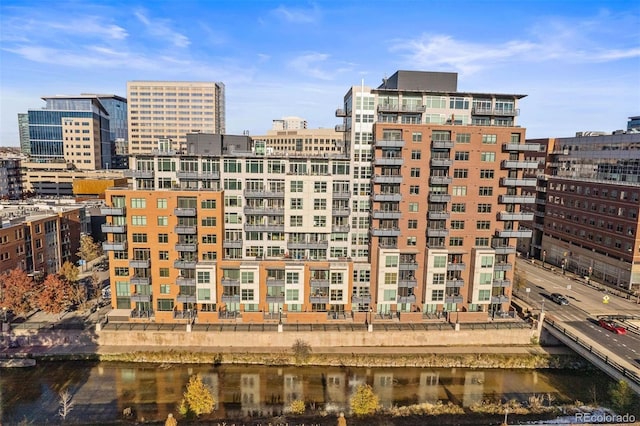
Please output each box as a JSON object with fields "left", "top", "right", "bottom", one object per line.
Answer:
{"left": 1, "top": 0, "right": 639, "bottom": 146}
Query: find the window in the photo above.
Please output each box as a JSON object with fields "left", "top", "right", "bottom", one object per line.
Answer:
{"left": 131, "top": 198, "right": 146, "bottom": 208}
{"left": 476, "top": 220, "right": 491, "bottom": 230}
{"left": 201, "top": 199, "right": 217, "bottom": 209}
{"left": 411, "top": 150, "right": 421, "bottom": 160}
{"left": 481, "top": 256, "right": 493, "bottom": 267}
{"left": 456, "top": 133, "right": 470, "bottom": 143}
{"left": 454, "top": 151, "right": 469, "bottom": 161}
{"left": 410, "top": 168, "right": 420, "bottom": 177}
{"left": 131, "top": 215, "right": 147, "bottom": 226}
{"left": 157, "top": 216, "right": 168, "bottom": 226}
{"left": 158, "top": 233, "right": 168, "bottom": 243}
{"left": 449, "top": 237, "right": 464, "bottom": 246}
{"left": 223, "top": 159, "right": 241, "bottom": 173}
{"left": 314, "top": 182, "right": 327, "bottom": 192}
{"left": 132, "top": 233, "right": 147, "bottom": 243}
{"left": 477, "top": 204, "right": 492, "bottom": 213}
{"left": 431, "top": 290, "right": 444, "bottom": 301}
{"left": 314, "top": 199, "right": 327, "bottom": 210}
{"left": 412, "top": 132, "right": 422, "bottom": 142}
{"left": 407, "top": 236, "right": 417, "bottom": 246}
{"left": 160, "top": 285, "right": 170, "bottom": 294}
{"left": 157, "top": 198, "right": 167, "bottom": 209}
{"left": 453, "top": 169, "right": 468, "bottom": 178}
{"left": 290, "top": 198, "right": 303, "bottom": 209}
{"left": 290, "top": 181, "right": 303, "bottom": 192}
{"left": 433, "top": 256, "right": 446, "bottom": 268}
{"left": 197, "top": 271, "right": 210, "bottom": 283}
{"left": 482, "top": 134, "right": 497, "bottom": 144}
{"left": 433, "top": 273, "right": 445, "bottom": 285}
{"left": 241, "top": 271, "right": 254, "bottom": 284}
{"left": 384, "top": 272, "right": 397, "bottom": 285}
{"left": 241, "top": 289, "right": 254, "bottom": 301}
{"left": 450, "top": 220, "right": 465, "bottom": 230}
{"left": 201, "top": 217, "right": 217, "bottom": 227}
{"left": 478, "top": 290, "right": 490, "bottom": 301}
{"left": 157, "top": 299, "right": 174, "bottom": 311}
{"left": 159, "top": 250, "right": 169, "bottom": 260}
{"left": 479, "top": 273, "right": 492, "bottom": 284}
{"left": 385, "top": 256, "right": 398, "bottom": 267}
{"left": 286, "top": 272, "right": 299, "bottom": 284}
{"left": 159, "top": 268, "right": 170, "bottom": 277}
{"left": 479, "top": 187, "right": 493, "bottom": 196}
{"left": 475, "top": 237, "right": 489, "bottom": 246}
{"left": 480, "top": 152, "right": 496, "bottom": 162}
{"left": 480, "top": 169, "right": 494, "bottom": 179}
{"left": 286, "top": 289, "right": 299, "bottom": 301}
{"left": 313, "top": 216, "right": 326, "bottom": 227}
{"left": 451, "top": 203, "right": 466, "bottom": 213}
{"left": 409, "top": 186, "right": 420, "bottom": 195}
{"left": 290, "top": 216, "right": 303, "bottom": 226}
{"left": 114, "top": 267, "right": 128, "bottom": 276}
{"left": 201, "top": 234, "right": 217, "bottom": 244}
{"left": 450, "top": 97, "right": 469, "bottom": 109}
{"left": 408, "top": 219, "right": 418, "bottom": 229}
{"left": 452, "top": 186, "right": 467, "bottom": 196}
{"left": 408, "top": 202, "right": 419, "bottom": 212}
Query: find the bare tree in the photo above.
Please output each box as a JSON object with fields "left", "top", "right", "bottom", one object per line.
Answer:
{"left": 58, "top": 389, "right": 75, "bottom": 420}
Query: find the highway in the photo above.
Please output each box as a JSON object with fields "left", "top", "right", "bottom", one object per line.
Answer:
{"left": 514, "top": 259, "right": 640, "bottom": 371}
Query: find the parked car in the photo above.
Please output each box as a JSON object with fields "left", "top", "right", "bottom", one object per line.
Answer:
{"left": 598, "top": 319, "right": 627, "bottom": 335}
{"left": 550, "top": 293, "right": 569, "bottom": 305}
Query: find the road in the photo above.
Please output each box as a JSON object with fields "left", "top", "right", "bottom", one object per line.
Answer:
{"left": 514, "top": 259, "right": 640, "bottom": 370}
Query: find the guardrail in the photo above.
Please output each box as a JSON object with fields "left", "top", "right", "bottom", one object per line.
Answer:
{"left": 545, "top": 319, "right": 640, "bottom": 390}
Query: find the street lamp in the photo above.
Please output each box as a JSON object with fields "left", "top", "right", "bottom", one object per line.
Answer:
{"left": 279, "top": 307, "right": 282, "bottom": 325}
{"left": 2, "top": 307, "right": 6, "bottom": 323}
{"left": 542, "top": 250, "right": 546, "bottom": 268}
{"left": 368, "top": 307, "right": 373, "bottom": 326}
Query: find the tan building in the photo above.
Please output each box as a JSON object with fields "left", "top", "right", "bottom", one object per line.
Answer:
{"left": 127, "top": 81, "right": 225, "bottom": 155}
{"left": 22, "top": 161, "right": 125, "bottom": 197}
{"left": 252, "top": 127, "right": 344, "bottom": 155}
{"left": 62, "top": 116, "right": 102, "bottom": 170}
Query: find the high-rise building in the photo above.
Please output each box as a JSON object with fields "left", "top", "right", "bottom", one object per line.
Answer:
{"left": 24, "top": 94, "right": 127, "bottom": 170}
{"left": 126, "top": 81, "right": 226, "bottom": 155}
{"left": 0, "top": 158, "right": 23, "bottom": 200}
{"left": 102, "top": 70, "right": 534, "bottom": 324}
{"left": 272, "top": 116, "right": 307, "bottom": 131}
{"left": 18, "top": 113, "right": 30, "bottom": 155}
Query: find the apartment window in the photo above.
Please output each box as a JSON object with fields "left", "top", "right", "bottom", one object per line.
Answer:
{"left": 384, "top": 272, "right": 397, "bottom": 285}
{"left": 159, "top": 268, "right": 170, "bottom": 277}
{"left": 157, "top": 198, "right": 167, "bottom": 209}
{"left": 452, "top": 186, "right": 467, "bottom": 196}
{"left": 290, "top": 198, "right": 303, "bottom": 209}
{"left": 159, "top": 251, "right": 169, "bottom": 260}
{"left": 408, "top": 202, "right": 419, "bottom": 212}
{"left": 482, "top": 134, "right": 497, "bottom": 144}
{"left": 480, "top": 169, "right": 494, "bottom": 179}
{"left": 201, "top": 234, "right": 217, "bottom": 244}
{"left": 411, "top": 150, "right": 421, "bottom": 160}
{"left": 480, "top": 273, "right": 493, "bottom": 285}
{"left": 407, "top": 236, "right": 417, "bottom": 246}
{"left": 433, "top": 273, "right": 445, "bottom": 285}
{"left": 433, "top": 255, "right": 446, "bottom": 268}
{"left": 158, "top": 233, "right": 168, "bottom": 243}
{"left": 314, "top": 182, "right": 327, "bottom": 193}
{"left": 241, "top": 289, "right": 254, "bottom": 301}
{"left": 286, "top": 272, "right": 299, "bottom": 284}
{"left": 409, "top": 186, "right": 420, "bottom": 195}
{"left": 475, "top": 237, "right": 489, "bottom": 246}
{"left": 410, "top": 168, "right": 420, "bottom": 177}
{"left": 481, "top": 256, "right": 494, "bottom": 267}
{"left": 432, "top": 290, "right": 444, "bottom": 301}
{"left": 132, "top": 233, "right": 147, "bottom": 243}
{"left": 408, "top": 219, "right": 418, "bottom": 229}
{"left": 131, "top": 198, "right": 146, "bottom": 208}
{"left": 478, "top": 290, "right": 491, "bottom": 301}
{"left": 290, "top": 181, "right": 303, "bottom": 192}
{"left": 451, "top": 203, "right": 466, "bottom": 213}
{"left": 157, "top": 299, "right": 174, "bottom": 311}
{"left": 479, "top": 187, "right": 493, "bottom": 196}
{"left": 314, "top": 199, "right": 327, "bottom": 210}
{"left": 131, "top": 215, "right": 147, "bottom": 226}
{"left": 286, "top": 289, "right": 299, "bottom": 301}
{"left": 454, "top": 151, "right": 469, "bottom": 161}
{"left": 449, "top": 237, "right": 464, "bottom": 246}
{"left": 157, "top": 216, "right": 168, "bottom": 226}
{"left": 480, "top": 152, "right": 496, "bottom": 162}
{"left": 453, "top": 169, "right": 468, "bottom": 178}
{"left": 450, "top": 97, "right": 469, "bottom": 109}
{"left": 450, "top": 220, "right": 465, "bottom": 230}
{"left": 456, "top": 133, "right": 471, "bottom": 143}
{"left": 241, "top": 271, "right": 254, "bottom": 284}
{"left": 476, "top": 220, "right": 491, "bottom": 230}
{"left": 313, "top": 216, "right": 326, "bottom": 227}
{"left": 477, "top": 204, "right": 492, "bottom": 213}
{"left": 160, "top": 285, "right": 170, "bottom": 295}
{"left": 412, "top": 132, "right": 422, "bottom": 142}
{"left": 223, "top": 159, "right": 241, "bottom": 173}
{"left": 385, "top": 256, "right": 398, "bottom": 267}
{"left": 201, "top": 217, "right": 217, "bottom": 227}
{"left": 290, "top": 216, "right": 303, "bottom": 227}
{"left": 114, "top": 267, "right": 128, "bottom": 276}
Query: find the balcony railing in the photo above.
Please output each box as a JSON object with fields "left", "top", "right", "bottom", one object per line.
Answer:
{"left": 221, "top": 295, "right": 240, "bottom": 303}
{"left": 491, "top": 295, "right": 510, "bottom": 304}
{"left": 377, "top": 104, "right": 426, "bottom": 113}
{"left": 335, "top": 124, "right": 346, "bottom": 132}
{"left": 398, "top": 279, "right": 417, "bottom": 288}
{"left": 498, "top": 211, "right": 534, "bottom": 221}
{"left": 100, "top": 206, "right": 125, "bottom": 216}
{"left": 124, "top": 170, "right": 154, "bottom": 178}
{"left": 399, "top": 261, "right": 418, "bottom": 271}
{"left": 446, "top": 279, "right": 465, "bottom": 288}
{"left": 175, "top": 243, "right": 197, "bottom": 252}
{"left": 244, "top": 190, "right": 285, "bottom": 198}
{"left": 494, "top": 262, "right": 513, "bottom": 271}
{"left": 332, "top": 225, "right": 350, "bottom": 233}
{"left": 498, "top": 195, "right": 536, "bottom": 204}
{"left": 375, "top": 139, "right": 405, "bottom": 148}
{"left": 502, "top": 143, "right": 540, "bottom": 152}
{"left": 223, "top": 240, "right": 243, "bottom": 248}
{"left": 429, "top": 176, "right": 453, "bottom": 185}
{"left": 370, "top": 227, "right": 401, "bottom": 237}
{"left": 398, "top": 295, "right": 417, "bottom": 304}
{"left": 373, "top": 174, "right": 403, "bottom": 184}
{"left": 445, "top": 296, "right": 464, "bottom": 304}
{"left": 428, "top": 211, "right": 450, "bottom": 220}
{"left": 174, "top": 259, "right": 197, "bottom": 269}
{"left": 176, "top": 171, "right": 220, "bottom": 179}
{"left": 500, "top": 177, "right": 537, "bottom": 187}
{"left": 429, "top": 194, "right": 452, "bottom": 203}
{"left": 501, "top": 160, "right": 539, "bottom": 169}
{"left": 287, "top": 240, "right": 329, "bottom": 249}
{"left": 244, "top": 223, "right": 285, "bottom": 232}
{"left": 101, "top": 224, "right": 127, "bottom": 234}
{"left": 447, "top": 262, "right": 466, "bottom": 271}
{"left": 374, "top": 157, "right": 404, "bottom": 166}
{"left": 175, "top": 225, "right": 197, "bottom": 234}
{"left": 129, "top": 259, "right": 150, "bottom": 268}
{"left": 131, "top": 294, "right": 151, "bottom": 302}
{"left": 335, "top": 108, "right": 347, "bottom": 117}
{"left": 431, "top": 140, "right": 454, "bottom": 149}
{"left": 174, "top": 208, "right": 196, "bottom": 217}
{"left": 472, "top": 107, "right": 520, "bottom": 116}
{"left": 431, "top": 158, "right": 453, "bottom": 167}
{"left": 373, "top": 193, "right": 402, "bottom": 202}
{"left": 176, "top": 277, "right": 196, "bottom": 286}
{"left": 221, "top": 278, "right": 240, "bottom": 286}
{"left": 310, "top": 295, "right": 330, "bottom": 303}
{"left": 372, "top": 210, "right": 401, "bottom": 219}
{"left": 102, "top": 241, "right": 127, "bottom": 251}
{"left": 495, "top": 229, "right": 533, "bottom": 238}
{"left": 493, "top": 279, "right": 511, "bottom": 288}
{"left": 332, "top": 191, "right": 351, "bottom": 199}
{"left": 310, "top": 278, "right": 330, "bottom": 286}
{"left": 491, "top": 242, "right": 516, "bottom": 254}
{"left": 130, "top": 276, "right": 150, "bottom": 286}
{"left": 352, "top": 295, "right": 371, "bottom": 303}
{"left": 332, "top": 208, "right": 350, "bottom": 217}
{"left": 427, "top": 228, "right": 449, "bottom": 237}
{"left": 243, "top": 206, "right": 284, "bottom": 215}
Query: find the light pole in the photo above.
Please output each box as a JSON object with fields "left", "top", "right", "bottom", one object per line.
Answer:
{"left": 542, "top": 250, "right": 546, "bottom": 268}
{"left": 279, "top": 307, "right": 282, "bottom": 325}
{"left": 2, "top": 307, "right": 6, "bottom": 323}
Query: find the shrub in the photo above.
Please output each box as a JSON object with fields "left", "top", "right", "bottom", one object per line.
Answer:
{"left": 287, "top": 399, "right": 306, "bottom": 415}
{"left": 292, "top": 339, "right": 312, "bottom": 364}
{"left": 180, "top": 374, "right": 215, "bottom": 417}
{"left": 350, "top": 384, "right": 380, "bottom": 416}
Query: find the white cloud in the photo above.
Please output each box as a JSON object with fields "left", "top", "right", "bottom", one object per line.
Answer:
{"left": 134, "top": 9, "right": 190, "bottom": 48}
{"left": 272, "top": 4, "right": 321, "bottom": 23}
{"left": 288, "top": 52, "right": 354, "bottom": 81}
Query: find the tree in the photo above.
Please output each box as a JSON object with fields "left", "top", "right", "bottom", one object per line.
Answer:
{"left": 292, "top": 339, "right": 312, "bottom": 364}
{"left": 76, "top": 235, "right": 101, "bottom": 267}
{"left": 0, "top": 268, "right": 36, "bottom": 320}
{"left": 89, "top": 272, "right": 102, "bottom": 299}
{"left": 164, "top": 413, "right": 178, "bottom": 426}
{"left": 349, "top": 384, "right": 380, "bottom": 416}
{"left": 36, "top": 274, "right": 73, "bottom": 315}
{"left": 179, "top": 374, "right": 215, "bottom": 417}
{"left": 58, "top": 389, "right": 75, "bottom": 420}
{"left": 513, "top": 264, "right": 527, "bottom": 292}
{"left": 609, "top": 380, "right": 635, "bottom": 413}
{"left": 59, "top": 261, "right": 79, "bottom": 283}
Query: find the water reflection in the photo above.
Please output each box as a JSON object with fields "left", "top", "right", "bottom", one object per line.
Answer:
{"left": 1, "top": 362, "right": 611, "bottom": 424}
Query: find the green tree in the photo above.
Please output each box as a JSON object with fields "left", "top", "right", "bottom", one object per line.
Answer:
{"left": 59, "top": 261, "right": 80, "bottom": 283}
{"left": 0, "top": 268, "right": 36, "bottom": 320}
{"left": 609, "top": 380, "right": 635, "bottom": 413}
{"left": 36, "top": 274, "right": 73, "bottom": 315}
{"left": 349, "top": 384, "right": 380, "bottom": 416}
{"left": 76, "top": 235, "right": 101, "bottom": 267}
{"left": 179, "top": 374, "right": 215, "bottom": 417}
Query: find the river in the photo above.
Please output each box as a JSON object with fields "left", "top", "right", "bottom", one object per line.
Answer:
{"left": 0, "top": 361, "right": 614, "bottom": 424}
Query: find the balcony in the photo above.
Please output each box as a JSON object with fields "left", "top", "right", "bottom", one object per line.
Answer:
{"left": 429, "top": 176, "right": 453, "bottom": 185}
{"left": 491, "top": 242, "right": 516, "bottom": 254}
{"left": 372, "top": 210, "right": 401, "bottom": 219}
{"left": 491, "top": 295, "right": 510, "bottom": 304}
{"left": 221, "top": 294, "right": 240, "bottom": 303}
{"left": 445, "top": 296, "right": 464, "bottom": 304}
{"left": 498, "top": 195, "right": 536, "bottom": 204}
{"left": 500, "top": 177, "right": 537, "bottom": 187}
{"left": 244, "top": 190, "right": 285, "bottom": 198}
{"left": 335, "top": 124, "right": 346, "bottom": 132}
{"left": 175, "top": 243, "right": 197, "bottom": 252}
{"left": 371, "top": 227, "right": 401, "bottom": 237}
{"left": 398, "top": 279, "right": 417, "bottom": 288}
{"left": 499, "top": 211, "right": 534, "bottom": 221}
{"left": 174, "top": 208, "right": 196, "bottom": 217}
{"left": 494, "top": 262, "right": 513, "bottom": 271}
{"left": 332, "top": 191, "right": 351, "bottom": 199}
{"left": 310, "top": 278, "right": 330, "bottom": 286}
{"left": 377, "top": 104, "right": 426, "bottom": 113}
{"left": 177, "top": 294, "right": 197, "bottom": 303}
{"left": 375, "top": 139, "right": 405, "bottom": 148}
{"left": 101, "top": 224, "right": 127, "bottom": 234}
{"left": 243, "top": 206, "right": 284, "bottom": 215}
{"left": 124, "top": 169, "right": 154, "bottom": 179}
{"left": 399, "top": 261, "right": 418, "bottom": 271}
{"left": 447, "top": 262, "right": 466, "bottom": 271}
{"left": 429, "top": 194, "right": 452, "bottom": 203}
{"left": 335, "top": 108, "right": 347, "bottom": 117}
{"left": 373, "top": 193, "right": 402, "bottom": 202}
{"left": 221, "top": 278, "right": 240, "bottom": 286}
{"left": 446, "top": 279, "right": 465, "bottom": 288}
{"left": 266, "top": 294, "right": 285, "bottom": 303}
{"left": 432, "top": 140, "right": 454, "bottom": 149}
{"left": 352, "top": 295, "right": 371, "bottom": 304}
{"left": 176, "top": 277, "right": 196, "bottom": 286}
{"left": 472, "top": 107, "right": 520, "bottom": 116}
{"left": 131, "top": 294, "right": 151, "bottom": 303}
{"left": 129, "top": 259, "right": 150, "bottom": 268}
{"left": 310, "top": 295, "right": 329, "bottom": 304}
{"left": 244, "top": 223, "right": 285, "bottom": 232}
{"left": 223, "top": 240, "right": 243, "bottom": 249}
{"left": 374, "top": 157, "right": 404, "bottom": 166}
{"left": 332, "top": 208, "right": 351, "bottom": 217}
{"left": 130, "top": 276, "right": 150, "bottom": 286}
{"left": 174, "top": 259, "right": 197, "bottom": 269}
{"left": 495, "top": 228, "right": 533, "bottom": 238}
{"left": 502, "top": 143, "right": 540, "bottom": 152}
{"left": 100, "top": 206, "right": 125, "bottom": 216}
{"left": 176, "top": 171, "right": 220, "bottom": 179}
{"left": 175, "top": 225, "right": 197, "bottom": 234}
{"left": 332, "top": 224, "right": 350, "bottom": 233}
{"left": 398, "top": 295, "right": 417, "bottom": 304}
{"left": 266, "top": 278, "right": 285, "bottom": 286}
{"left": 501, "top": 160, "right": 539, "bottom": 169}
{"left": 427, "top": 228, "right": 449, "bottom": 238}
{"left": 493, "top": 279, "right": 511, "bottom": 288}
{"left": 102, "top": 241, "right": 127, "bottom": 251}
{"left": 373, "top": 174, "right": 403, "bottom": 184}
{"left": 428, "top": 211, "right": 450, "bottom": 220}
{"left": 430, "top": 158, "right": 453, "bottom": 167}
{"left": 288, "top": 240, "right": 329, "bottom": 249}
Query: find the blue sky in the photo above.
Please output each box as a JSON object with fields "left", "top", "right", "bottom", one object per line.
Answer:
{"left": 1, "top": 0, "right": 639, "bottom": 146}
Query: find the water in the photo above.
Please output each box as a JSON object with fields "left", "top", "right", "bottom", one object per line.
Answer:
{"left": 0, "top": 361, "right": 613, "bottom": 424}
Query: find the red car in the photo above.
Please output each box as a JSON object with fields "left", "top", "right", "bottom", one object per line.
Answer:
{"left": 598, "top": 319, "right": 627, "bottom": 335}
